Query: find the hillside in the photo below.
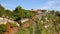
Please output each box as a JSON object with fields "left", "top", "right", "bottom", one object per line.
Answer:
{"left": 0, "top": 4, "right": 60, "bottom": 34}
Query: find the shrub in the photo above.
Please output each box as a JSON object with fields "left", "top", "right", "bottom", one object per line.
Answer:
{"left": 0, "top": 24, "right": 6, "bottom": 34}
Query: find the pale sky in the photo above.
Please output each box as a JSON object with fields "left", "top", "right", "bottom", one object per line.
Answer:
{"left": 0, "top": 0, "right": 60, "bottom": 11}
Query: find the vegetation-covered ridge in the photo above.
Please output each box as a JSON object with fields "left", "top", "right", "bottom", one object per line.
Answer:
{"left": 0, "top": 4, "right": 60, "bottom": 34}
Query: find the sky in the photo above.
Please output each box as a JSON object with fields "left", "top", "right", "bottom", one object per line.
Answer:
{"left": 0, "top": 0, "right": 60, "bottom": 11}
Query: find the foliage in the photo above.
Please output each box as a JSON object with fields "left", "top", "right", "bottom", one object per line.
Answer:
{"left": 0, "top": 4, "right": 34, "bottom": 24}
{"left": 7, "top": 22, "right": 18, "bottom": 27}
{"left": 16, "top": 28, "right": 29, "bottom": 34}
{"left": 0, "top": 24, "right": 6, "bottom": 34}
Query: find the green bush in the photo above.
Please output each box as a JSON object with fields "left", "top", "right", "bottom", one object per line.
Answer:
{"left": 16, "top": 28, "right": 29, "bottom": 34}
{"left": 0, "top": 24, "right": 6, "bottom": 34}
{"left": 8, "top": 23, "right": 18, "bottom": 27}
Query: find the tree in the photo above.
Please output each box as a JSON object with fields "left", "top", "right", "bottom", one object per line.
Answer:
{"left": 0, "top": 4, "right": 5, "bottom": 17}
{"left": 0, "top": 4, "right": 4, "bottom": 10}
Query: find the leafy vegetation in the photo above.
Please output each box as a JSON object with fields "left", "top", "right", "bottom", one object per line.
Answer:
{"left": 0, "top": 24, "right": 6, "bottom": 34}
